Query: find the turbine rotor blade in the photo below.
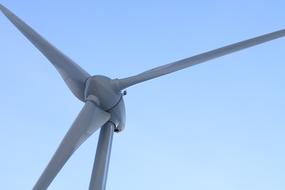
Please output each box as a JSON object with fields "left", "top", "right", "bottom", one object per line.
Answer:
{"left": 33, "top": 101, "right": 111, "bottom": 190}
{"left": 0, "top": 4, "right": 90, "bottom": 101}
{"left": 116, "top": 29, "right": 285, "bottom": 90}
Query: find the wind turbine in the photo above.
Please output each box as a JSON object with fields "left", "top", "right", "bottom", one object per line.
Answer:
{"left": 1, "top": 4, "right": 285, "bottom": 190}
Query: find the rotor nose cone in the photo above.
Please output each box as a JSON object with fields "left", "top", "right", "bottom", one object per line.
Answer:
{"left": 84, "top": 75, "right": 122, "bottom": 110}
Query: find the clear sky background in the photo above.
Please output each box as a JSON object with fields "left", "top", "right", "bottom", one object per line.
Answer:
{"left": 0, "top": 1, "right": 284, "bottom": 190}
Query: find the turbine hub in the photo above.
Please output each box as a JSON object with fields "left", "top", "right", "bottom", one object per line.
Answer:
{"left": 84, "top": 75, "right": 126, "bottom": 132}
{"left": 84, "top": 75, "right": 122, "bottom": 110}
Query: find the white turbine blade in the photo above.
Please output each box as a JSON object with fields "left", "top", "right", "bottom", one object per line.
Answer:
{"left": 0, "top": 4, "right": 90, "bottom": 101}
{"left": 33, "top": 101, "right": 111, "bottom": 190}
{"left": 115, "top": 29, "right": 285, "bottom": 90}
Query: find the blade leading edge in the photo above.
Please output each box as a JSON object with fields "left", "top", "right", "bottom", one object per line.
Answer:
{"left": 0, "top": 4, "right": 90, "bottom": 101}
{"left": 116, "top": 28, "right": 285, "bottom": 90}
{"left": 33, "top": 101, "right": 111, "bottom": 190}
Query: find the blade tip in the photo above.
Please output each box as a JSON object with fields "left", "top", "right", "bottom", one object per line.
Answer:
{"left": 0, "top": 4, "right": 6, "bottom": 12}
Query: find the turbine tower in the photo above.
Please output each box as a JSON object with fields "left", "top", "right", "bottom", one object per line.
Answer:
{"left": 1, "top": 4, "right": 284, "bottom": 190}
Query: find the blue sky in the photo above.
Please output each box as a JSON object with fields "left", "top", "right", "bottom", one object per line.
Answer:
{"left": 0, "top": 1, "right": 284, "bottom": 190}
